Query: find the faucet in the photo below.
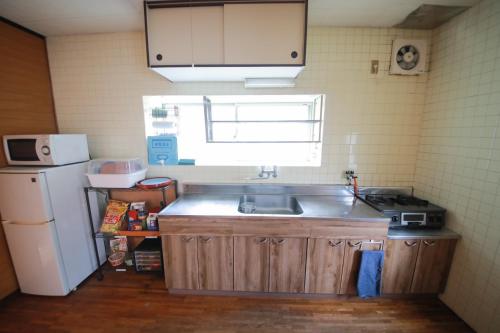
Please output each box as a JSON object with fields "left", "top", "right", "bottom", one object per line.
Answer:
{"left": 258, "top": 166, "right": 278, "bottom": 179}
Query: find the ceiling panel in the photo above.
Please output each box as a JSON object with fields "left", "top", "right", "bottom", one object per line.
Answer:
{"left": 0, "top": 0, "right": 480, "bottom": 37}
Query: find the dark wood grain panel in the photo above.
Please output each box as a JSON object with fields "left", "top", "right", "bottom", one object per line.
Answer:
{"left": 269, "top": 237, "right": 307, "bottom": 293}
{"left": 197, "top": 235, "right": 234, "bottom": 290}
{"left": 163, "top": 235, "right": 199, "bottom": 289}
{"left": 305, "top": 238, "right": 345, "bottom": 294}
{"left": 234, "top": 236, "right": 270, "bottom": 292}
{"left": 0, "top": 20, "right": 58, "bottom": 299}
{"left": 382, "top": 239, "right": 420, "bottom": 294}
{"left": 411, "top": 239, "right": 457, "bottom": 294}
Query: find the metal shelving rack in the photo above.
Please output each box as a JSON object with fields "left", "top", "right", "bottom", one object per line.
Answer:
{"left": 83, "top": 184, "right": 175, "bottom": 280}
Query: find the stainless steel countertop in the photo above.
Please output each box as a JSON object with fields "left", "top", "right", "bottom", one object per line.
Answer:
{"left": 159, "top": 194, "right": 390, "bottom": 222}
{"left": 388, "top": 228, "right": 460, "bottom": 240}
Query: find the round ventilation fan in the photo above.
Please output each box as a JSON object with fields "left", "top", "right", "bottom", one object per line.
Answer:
{"left": 396, "top": 45, "right": 420, "bottom": 70}
{"left": 390, "top": 39, "right": 428, "bottom": 75}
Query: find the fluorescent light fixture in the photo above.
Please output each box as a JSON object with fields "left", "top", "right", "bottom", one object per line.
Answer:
{"left": 244, "top": 78, "right": 296, "bottom": 88}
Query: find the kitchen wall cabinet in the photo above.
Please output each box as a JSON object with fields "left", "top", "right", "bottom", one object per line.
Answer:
{"left": 197, "top": 236, "right": 233, "bottom": 291}
{"left": 144, "top": 1, "right": 307, "bottom": 81}
{"left": 382, "top": 240, "right": 419, "bottom": 294}
{"left": 163, "top": 235, "right": 199, "bottom": 290}
{"left": 234, "top": 236, "right": 270, "bottom": 292}
{"left": 269, "top": 237, "right": 307, "bottom": 293}
{"left": 146, "top": 6, "right": 224, "bottom": 66}
{"left": 382, "top": 239, "right": 457, "bottom": 295}
{"left": 339, "top": 239, "right": 384, "bottom": 295}
{"left": 410, "top": 239, "right": 456, "bottom": 294}
{"left": 223, "top": 3, "right": 305, "bottom": 65}
{"left": 305, "top": 239, "right": 345, "bottom": 294}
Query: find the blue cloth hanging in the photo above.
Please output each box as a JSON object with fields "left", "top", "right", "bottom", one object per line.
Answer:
{"left": 357, "top": 250, "right": 384, "bottom": 298}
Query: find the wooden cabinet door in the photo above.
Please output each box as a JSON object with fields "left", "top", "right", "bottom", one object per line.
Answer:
{"left": 339, "top": 240, "right": 384, "bottom": 295}
{"left": 269, "top": 237, "right": 307, "bottom": 293}
{"left": 163, "top": 235, "right": 198, "bottom": 290}
{"left": 234, "top": 236, "right": 270, "bottom": 292}
{"left": 223, "top": 3, "right": 305, "bottom": 65}
{"left": 305, "top": 239, "right": 345, "bottom": 294}
{"left": 147, "top": 7, "right": 193, "bottom": 66}
{"left": 197, "top": 236, "right": 234, "bottom": 291}
{"left": 411, "top": 239, "right": 456, "bottom": 294}
{"left": 382, "top": 240, "right": 420, "bottom": 294}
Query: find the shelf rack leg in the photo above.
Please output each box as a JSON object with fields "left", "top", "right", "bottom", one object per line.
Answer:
{"left": 84, "top": 188, "right": 104, "bottom": 281}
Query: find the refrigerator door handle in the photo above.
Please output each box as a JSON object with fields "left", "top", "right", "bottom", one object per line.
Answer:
{"left": 2, "top": 220, "right": 55, "bottom": 226}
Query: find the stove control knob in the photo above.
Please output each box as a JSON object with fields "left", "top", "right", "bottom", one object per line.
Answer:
{"left": 391, "top": 216, "right": 399, "bottom": 222}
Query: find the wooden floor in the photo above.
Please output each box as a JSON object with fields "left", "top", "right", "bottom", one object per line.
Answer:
{"left": 0, "top": 270, "right": 472, "bottom": 333}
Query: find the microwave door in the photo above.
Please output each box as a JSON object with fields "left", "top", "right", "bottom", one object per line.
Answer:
{"left": 6, "top": 139, "right": 40, "bottom": 162}
{"left": 0, "top": 173, "right": 54, "bottom": 223}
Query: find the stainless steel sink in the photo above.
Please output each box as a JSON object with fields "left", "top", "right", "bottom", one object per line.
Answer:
{"left": 238, "top": 195, "right": 303, "bottom": 215}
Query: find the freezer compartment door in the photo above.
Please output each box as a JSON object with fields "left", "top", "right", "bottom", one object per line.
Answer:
{"left": 2, "top": 220, "right": 69, "bottom": 296}
{"left": 0, "top": 173, "right": 53, "bottom": 222}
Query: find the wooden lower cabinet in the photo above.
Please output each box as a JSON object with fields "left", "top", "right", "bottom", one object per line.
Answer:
{"left": 234, "top": 236, "right": 270, "bottom": 292}
{"left": 382, "top": 239, "right": 419, "bottom": 294}
{"left": 339, "top": 239, "right": 384, "bottom": 295}
{"left": 382, "top": 239, "right": 457, "bottom": 295}
{"left": 197, "top": 236, "right": 234, "bottom": 291}
{"left": 269, "top": 237, "right": 307, "bottom": 293}
{"left": 410, "top": 239, "right": 456, "bottom": 294}
{"left": 305, "top": 238, "right": 345, "bottom": 294}
{"left": 163, "top": 235, "right": 199, "bottom": 290}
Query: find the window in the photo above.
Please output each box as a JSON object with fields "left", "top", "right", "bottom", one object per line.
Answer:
{"left": 143, "top": 95, "right": 325, "bottom": 166}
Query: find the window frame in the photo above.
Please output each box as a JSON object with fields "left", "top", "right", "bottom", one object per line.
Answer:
{"left": 203, "top": 95, "right": 324, "bottom": 144}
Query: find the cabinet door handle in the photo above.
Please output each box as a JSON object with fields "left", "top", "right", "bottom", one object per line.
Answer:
{"left": 255, "top": 237, "right": 268, "bottom": 244}
{"left": 291, "top": 51, "right": 298, "bottom": 59}
{"left": 182, "top": 236, "right": 194, "bottom": 242}
{"left": 404, "top": 241, "right": 418, "bottom": 247}
{"left": 272, "top": 238, "right": 286, "bottom": 245}
{"left": 328, "top": 240, "right": 343, "bottom": 247}
{"left": 156, "top": 53, "right": 163, "bottom": 61}
{"left": 200, "top": 236, "right": 212, "bottom": 243}
{"left": 423, "top": 240, "right": 436, "bottom": 246}
{"left": 348, "top": 241, "right": 362, "bottom": 247}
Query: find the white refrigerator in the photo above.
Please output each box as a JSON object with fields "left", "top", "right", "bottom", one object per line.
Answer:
{"left": 0, "top": 163, "right": 105, "bottom": 296}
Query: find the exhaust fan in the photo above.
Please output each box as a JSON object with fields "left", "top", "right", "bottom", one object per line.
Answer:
{"left": 389, "top": 39, "right": 428, "bottom": 75}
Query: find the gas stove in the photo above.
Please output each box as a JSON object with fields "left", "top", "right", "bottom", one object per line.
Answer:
{"left": 357, "top": 188, "right": 445, "bottom": 229}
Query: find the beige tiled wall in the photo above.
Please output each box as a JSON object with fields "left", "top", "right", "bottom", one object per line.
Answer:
{"left": 414, "top": 0, "right": 500, "bottom": 331}
{"left": 47, "top": 27, "right": 430, "bottom": 187}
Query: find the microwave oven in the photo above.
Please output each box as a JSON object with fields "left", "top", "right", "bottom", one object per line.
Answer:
{"left": 3, "top": 134, "right": 90, "bottom": 166}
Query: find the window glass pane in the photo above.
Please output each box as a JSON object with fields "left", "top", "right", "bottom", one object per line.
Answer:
{"left": 211, "top": 122, "right": 320, "bottom": 142}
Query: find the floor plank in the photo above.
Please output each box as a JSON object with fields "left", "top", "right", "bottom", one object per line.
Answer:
{"left": 0, "top": 270, "right": 472, "bottom": 333}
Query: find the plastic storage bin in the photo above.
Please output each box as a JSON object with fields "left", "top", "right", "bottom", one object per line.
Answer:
{"left": 133, "top": 238, "right": 162, "bottom": 272}
{"left": 87, "top": 158, "right": 147, "bottom": 188}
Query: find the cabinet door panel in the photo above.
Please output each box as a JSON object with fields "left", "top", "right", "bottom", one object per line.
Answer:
{"left": 339, "top": 240, "right": 384, "bottom": 295}
{"left": 305, "top": 239, "right": 345, "bottom": 294}
{"left": 234, "top": 236, "right": 269, "bottom": 292}
{"left": 269, "top": 237, "right": 307, "bottom": 293}
{"left": 382, "top": 240, "right": 419, "bottom": 294}
{"left": 224, "top": 3, "right": 305, "bottom": 65}
{"left": 163, "top": 235, "right": 198, "bottom": 290}
{"left": 411, "top": 239, "right": 456, "bottom": 294}
{"left": 198, "top": 236, "right": 233, "bottom": 291}
{"left": 191, "top": 6, "right": 224, "bottom": 64}
{"left": 147, "top": 7, "right": 192, "bottom": 66}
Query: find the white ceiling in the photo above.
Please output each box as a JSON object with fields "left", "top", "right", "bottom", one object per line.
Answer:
{"left": 0, "top": 0, "right": 480, "bottom": 37}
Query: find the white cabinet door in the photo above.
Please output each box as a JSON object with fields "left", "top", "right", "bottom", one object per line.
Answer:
{"left": 191, "top": 6, "right": 224, "bottom": 65}
{"left": 147, "top": 6, "right": 224, "bottom": 66}
{"left": 147, "top": 7, "right": 193, "bottom": 66}
{"left": 224, "top": 3, "right": 305, "bottom": 65}
{"left": 2, "top": 221, "right": 69, "bottom": 296}
{"left": 0, "top": 173, "right": 53, "bottom": 223}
